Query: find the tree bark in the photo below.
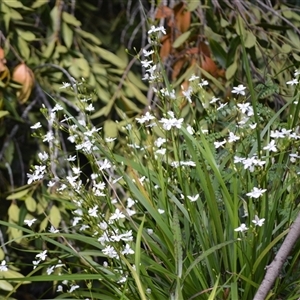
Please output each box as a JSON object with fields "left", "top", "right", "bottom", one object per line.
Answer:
{"left": 253, "top": 212, "right": 300, "bottom": 300}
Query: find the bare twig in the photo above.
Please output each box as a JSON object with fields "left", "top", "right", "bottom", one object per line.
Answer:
{"left": 254, "top": 211, "right": 300, "bottom": 300}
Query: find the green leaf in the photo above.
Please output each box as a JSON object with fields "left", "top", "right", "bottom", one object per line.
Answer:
{"left": 0, "top": 269, "right": 29, "bottom": 282}
{"left": 209, "top": 39, "right": 227, "bottom": 68}
{"left": 0, "top": 280, "right": 13, "bottom": 291}
{"left": 43, "top": 39, "right": 55, "bottom": 58}
{"left": 62, "top": 11, "right": 81, "bottom": 27}
{"left": 50, "top": 6, "right": 60, "bottom": 32}
{"left": 135, "top": 215, "right": 145, "bottom": 277}
{"left": 287, "top": 30, "right": 300, "bottom": 48}
{"left": 7, "top": 188, "right": 30, "bottom": 200}
{"left": 173, "top": 31, "right": 191, "bottom": 48}
{"left": 16, "top": 30, "right": 35, "bottom": 41}
{"left": 225, "top": 61, "right": 237, "bottom": 80}
{"left": 31, "top": 0, "right": 49, "bottom": 8}
{"left": 94, "top": 47, "right": 127, "bottom": 69}
{"left": 104, "top": 120, "right": 118, "bottom": 139}
{"left": 187, "top": 0, "right": 200, "bottom": 11}
{"left": 49, "top": 205, "right": 61, "bottom": 228}
{"left": 0, "top": 248, "right": 4, "bottom": 261}
{"left": 281, "top": 43, "right": 292, "bottom": 53}
{"left": 128, "top": 71, "right": 147, "bottom": 91}
{"left": 76, "top": 29, "right": 101, "bottom": 45}
{"left": 3, "top": 140, "right": 14, "bottom": 166}
{"left": 17, "top": 36, "right": 30, "bottom": 60}
{"left": 62, "top": 22, "right": 73, "bottom": 48}
{"left": 39, "top": 218, "right": 48, "bottom": 232}
{"left": 9, "top": 227, "right": 22, "bottom": 242}
{"left": 126, "top": 80, "right": 148, "bottom": 105}
{"left": 121, "top": 95, "right": 141, "bottom": 113}
{"left": 75, "top": 57, "right": 90, "bottom": 77}
{"left": 8, "top": 8, "right": 23, "bottom": 20}
{"left": 8, "top": 204, "right": 19, "bottom": 223}
{"left": 245, "top": 31, "right": 256, "bottom": 48}
{"left": 25, "top": 196, "right": 36, "bottom": 212}
{"left": 0, "top": 111, "right": 9, "bottom": 119}
{"left": 3, "top": 0, "right": 24, "bottom": 8}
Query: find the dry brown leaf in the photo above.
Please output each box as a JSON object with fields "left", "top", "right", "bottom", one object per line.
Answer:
{"left": 0, "top": 48, "right": 7, "bottom": 73}
{"left": 174, "top": 2, "right": 191, "bottom": 33}
{"left": 156, "top": 5, "right": 173, "bottom": 19}
{"left": 172, "top": 57, "right": 186, "bottom": 80}
{"left": 12, "top": 63, "right": 35, "bottom": 104}
{"left": 160, "top": 34, "right": 172, "bottom": 61}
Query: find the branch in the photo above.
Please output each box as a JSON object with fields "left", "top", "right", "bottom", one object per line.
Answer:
{"left": 253, "top": 211, "right": 300, "bottom": 300}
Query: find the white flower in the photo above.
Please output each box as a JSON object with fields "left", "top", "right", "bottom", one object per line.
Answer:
{"left": 32, "top": 260, "right": 40, "bottom": 269}
{"left": 24, "top": 219, "right": 37, "bottom": 227}
{"left": 36, "top": 250, "right": 47, "bottom": 261}
{"left": 88, "top": 205, "right": 98, "bottom": 217}
{"left": 182, "top": 86, "right": 193, "bottom": 103}
{"left": 159, "top": 117, "right": 184, "bottom": 130}
{"left": 154, "top": 137, "right": 166, "bottom": 148}
{"left": 237, "top": 102, "right": 251, "bottom": 114}
{"left": 228, "top": 132, "right": 240, "bottom": 143}
{"left": 252, "top": 215, "right": 265, "bottom": 227}
{"left": 79, "top": 224, "right": 89, "bottom": 231}
{"left": 46, "top": 265, "right": 55, "bottom": 275}
{"left": 121, "top": 244, "right": 134, "bottom": 255}
{"left": 148, "top": 25, "right": 166, "bottom": 35}
{"left": 158, "top": 209, "right": 165, "bottom": 214}
{"left": 56, "top": 285, "right": 63, "bottom": 292}
{"left": 43, "top": 131, "right": 54, "bottom": 143}
{"left": 102, "top": 245, "right": 119, "bottom": 259}
{"left": 199, "top": 79, "right": 209, "bottom": 87}
{"left": 0, "top": 260, "right": 8, "bottom": 272}
{"left": 49, "top": 226, "right": 59, "bottom": 233}
{"left": 234, "top": 156, "right": 245, "bottom": 163}
{"left": 52, "top": 104, "right": 63, "bottom": 112}
{"left": 30, "top": 122, "right": 42, "bottom": 129}
{"left": 189, "top": 74, "right": 199, "bottom": 81}
{"left": 99, "top": 159, "right": 112, "bottom": 170}
{"left": 246, "top": 187, "right": 267, "bottom": 198}
{"left": 232, "top": 84, "right": 247, "bottom": 96}
{"left": 118, "top": 276, "right": 127, "bottom": 283}
{"left": 85, "top": 103, "right": 95, "bottom": 112}
{"left": 294, "top": 69, "right": 300, "bottom": 77}
{"left": 136, "top": 111, "right": 155, "bottom": 124}
{"left": 210, "top": 96, "right": 220, "bottom": 104}
{"left": 217, "top": 102, "right": 228, "bottom": 110}
{"left": 155, "top": 148, "right": 166, "bottom": 155}
{"left": 60, "top": 82, "right": 71, "bottom": 89}
{"left": 263, "top": 140, "right": 277, "bottom": 152}
{"left": 105, "top": 137, "right": 117, "bottom": 142}
{"left": 214, "top": 140, "right": 226, "bottom": 149}
{"left": 141, "top": 60, "right": 153, "bottom": 68}
{"left": 234, "top": 223, "right": 248, "bottom": 232}
{"left": 68, "top": 284, "right": 80, "bottom": 293}
{"left": 38, "top": 151, "right": 49, "bottom": 161}
{"left": 187, "top": 125, "right": 194, "bottom": 135}
{"left": 286, "top": 78, "right": 299, "bottom": 85}
{"left": 109, "top": 208, "right": 125, "bottom": 221}
{"left": 72, "top": 217, "right": 82, "bottom": 226}
{"left": 180, "top": 161, "right": 196, "bottom": 167}
{"left": 187, "top": 194, "right": 199, "bottom": 202}
{"left": 147, "top": 228, "right": 153, "bottom": 235}
{"left": 143, "top": 49, "right": 154, "bottom": 57}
